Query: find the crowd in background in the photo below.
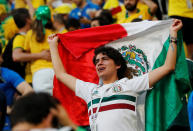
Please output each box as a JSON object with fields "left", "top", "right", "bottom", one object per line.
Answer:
{"left": 0, "top": 0, "right": 192, "bottom": 131}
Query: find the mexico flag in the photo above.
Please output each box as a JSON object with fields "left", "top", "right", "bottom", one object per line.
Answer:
{"left": 53, "top": 20, "right": 190, "bottom": 131}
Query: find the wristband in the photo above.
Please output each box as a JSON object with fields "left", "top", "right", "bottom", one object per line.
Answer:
{"left": 170, "top": 36, "right": 178, "bottom": 44}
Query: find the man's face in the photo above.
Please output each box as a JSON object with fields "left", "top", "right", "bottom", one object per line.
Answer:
{"left": 124, "top": 0, "right": 138, "bottom": 12}
{"left": 95, "top": 53, "right": 120, "bottom": 79}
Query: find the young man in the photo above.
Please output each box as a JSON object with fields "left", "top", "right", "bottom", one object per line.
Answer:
{"left": 48, "top": 19, "right": 182, "bottom": 131}
{"left": 10, "top": 92, "right": 77, "bottom": 131}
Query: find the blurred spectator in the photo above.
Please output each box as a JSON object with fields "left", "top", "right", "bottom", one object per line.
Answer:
{"left": 24, "top": 6, "right": 55, "bottom": 95}
{"left": 48, "top": 0, "right": 77, "bottom": 9}
{"left": 116, "top": 0, "right": 158, "bottom": 23}
{"left": 53, "top": 14, "right": 68, "bottom": 33}
{"left": 168, "top": 0, "right": 193, "bottom": 60}
{"left": 69, "top": 0, "right": 100, "bottom": 28}
{"left": 66, "top": 18, "right": 81, "bottom": 31}
{"left": 48, "top": 0, "right": 65, "bottom": 8}
{"left": 11, "top": 8, "right": 52, "bottom": 84}
{"left": 0, "top": 91, "right": 6, "bottom": 131}
{"left": 0, "top": 4, "right": 7, "bottom": 23}
{"left": 2, "top": 8, "right": 31, "bottom": 80}
{"left": 0, "top": 43, "right": 33, "bottom": 131}
{"left": 91, "top": 16, "right": 111, "bottom": 27}
{"left": 14, "top": 0, "right": 45, "bottom": 9}
{"left": 92, "top": 0, "right": 105, "bottom": 8}
{"left": 10, "top": 92, "right": 77, "bottom": 131}
{"left": 152, "top": 0, "right": 168, "bottom": 20}
{"left": 96, "top": 9, "right": 114, "bottom": 23}
{"left": 53, "top": 4, "right": 74, "bottom": 20}
{"left": 1, "top": 16, "right": 19, "bottom": 42}
{"left": 53, "top": 4, "right": 74, "bottom": 33}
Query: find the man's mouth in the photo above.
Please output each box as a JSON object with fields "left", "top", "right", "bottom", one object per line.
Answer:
{"left": 98, "top": 67, "right": 105, "bottom": 72}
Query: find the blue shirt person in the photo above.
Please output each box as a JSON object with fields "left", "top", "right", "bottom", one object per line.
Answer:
{"left": 0, "top": 67, "right": 33, "bottom": 131}
{"left": 69, "top": 2, "right": 100, "bottom": 28}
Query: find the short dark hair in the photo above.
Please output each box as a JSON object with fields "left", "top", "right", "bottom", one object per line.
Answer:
{"left": 12, "top": 8, "right": 30, "bottom": 28}
{"left": 98, "top": 9, "right": 114, "bottom": 24}
{"left": 66, "top": 18, "right": 80, "bottom": 30}
{"left": 93, "top": 46, "right": 128, "bottom": 79}
{"left": 91, "top": 16, "right": 110, "bottom": 26}
{"left": 10, "top": 92, "right": 59, "bottom": 128}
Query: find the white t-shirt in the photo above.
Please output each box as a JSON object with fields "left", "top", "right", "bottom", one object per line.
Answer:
{"left": 76, "top": 74, "right": 149, "bottom": 131}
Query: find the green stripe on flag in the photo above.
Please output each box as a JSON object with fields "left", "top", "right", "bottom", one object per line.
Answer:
{"left": 88, "top": 94, "right": 136, "bottom": 109}
{"left": 145, "top": 31, "right": 191, "bottom": 131}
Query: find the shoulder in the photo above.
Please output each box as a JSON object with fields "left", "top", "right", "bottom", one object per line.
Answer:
{"left": 119, "top": 74, "right": 149, "bottom": 83}
{"left": 13, "top": 34, "right": 25, "bottom": 45}
{"left": 14, "top": 34, "right": 25, "bottom": 40}
{"left": 76, "top": 79, "right": 97, "bottom": 87}
{"left": 26, "top": 30, "right": 33, "bottom": 37}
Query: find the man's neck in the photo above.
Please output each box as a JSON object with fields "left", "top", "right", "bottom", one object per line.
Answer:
{"left": 12, "top": 122, "right": 52, "bottom": 131}
{"left": 102, "top": 75, "right": 119, "bottom": 85}
{"left": 19, "top": 27, "right": 28, "bottom": 34}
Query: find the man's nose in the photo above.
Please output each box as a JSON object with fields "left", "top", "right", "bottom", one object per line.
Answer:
{"left": 98, "top": 59, "right": 103, "bottom": 65}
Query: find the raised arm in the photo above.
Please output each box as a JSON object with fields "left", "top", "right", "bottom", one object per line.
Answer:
{"left": 148, "top": 19, "right": 183, "bottom": 88}
{"left": 48, "top": 34, "right": 77, "bottom": 91}
{"left": 140, "top": 0, "right": 158, "bottom": 15}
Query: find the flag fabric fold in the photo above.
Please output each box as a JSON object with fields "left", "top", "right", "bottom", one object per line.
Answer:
{"left": 53, "top": 20, "right": 190, "bottom": 130}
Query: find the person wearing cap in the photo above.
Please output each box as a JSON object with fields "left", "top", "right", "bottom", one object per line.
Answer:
{"left": 53, "top": 4, "right": 74, "bottom": 33}
{"left": 24, "top": 5, "right": 55, "bottom": 95}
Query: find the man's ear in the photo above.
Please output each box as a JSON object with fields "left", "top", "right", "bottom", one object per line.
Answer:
{"left": 116, "top": 65, "right": 121, "bottom": 70}
{"left": 41, "top": 112, "right": 54, "bottom": 128}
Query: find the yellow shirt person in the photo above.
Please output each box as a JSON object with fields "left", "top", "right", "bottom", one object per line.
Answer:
{"left": 117, "top": 2, "right": 154, "bottom": 24}
{"left": 12, "top": 33, "right": 32, "bottom": 83}
{"left": 24, "top": 29, "right": 54, "bottom": 76}
{"left": 168, "top": 0, "right": 193, "bottom": 19}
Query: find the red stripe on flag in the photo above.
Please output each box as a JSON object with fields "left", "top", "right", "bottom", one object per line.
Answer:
{"left": 88, "top": 103, "right": 135, "bottom": 116}
{"left": 57, "top": 24, "right": 127, "bottom": 59}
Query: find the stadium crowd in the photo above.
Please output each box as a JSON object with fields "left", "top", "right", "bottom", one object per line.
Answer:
{"left": 0, "top": 0, "right": 192, "bottom": 131}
